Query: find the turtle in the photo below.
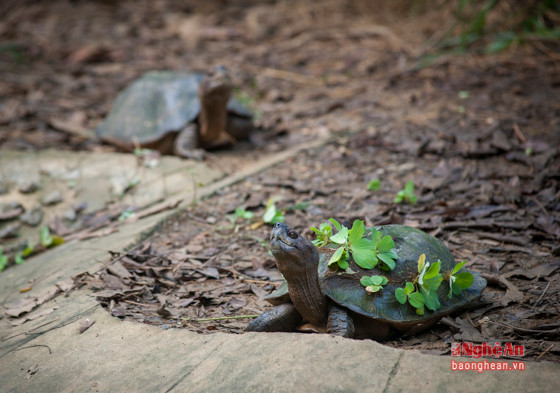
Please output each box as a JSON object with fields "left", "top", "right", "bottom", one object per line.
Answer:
{"left": 247, "top": 222, "right": 486, "bottom": 339}
{"left": 96, "top": 65, "right": 254, "bottom": 159}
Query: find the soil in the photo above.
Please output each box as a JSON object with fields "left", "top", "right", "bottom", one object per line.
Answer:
{"left": 1, "top": 1, "right": 559, "bottom": 362}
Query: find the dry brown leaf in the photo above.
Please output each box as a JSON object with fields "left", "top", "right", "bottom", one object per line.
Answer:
{"left": 8, "top": 306, "right": 58, "bottom": 326}
{"left": 107, "top": 261, "right": 132, "bottom": 279}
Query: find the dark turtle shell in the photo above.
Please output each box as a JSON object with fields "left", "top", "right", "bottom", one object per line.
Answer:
{"left": 96, "top": 71, "right": 251, "bottom": 146}
{"left": 267, "top": 225, "right": 486, "bottom": 328}
{"left": 319, "top": 225, "right": 486, "bottom": 328}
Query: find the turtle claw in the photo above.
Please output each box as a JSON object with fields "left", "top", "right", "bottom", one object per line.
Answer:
{"left": 175, "top": 147, "right": 206, "bottom": 160}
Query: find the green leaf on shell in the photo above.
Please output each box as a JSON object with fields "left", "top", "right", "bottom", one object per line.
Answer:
{"left": 404, "top": 282, "right": 415, "bottom": 295}
{"left": 330, "top": 226, "right": 349, "bottom": 244}
{"left": 350, "top": 238, "right": 378, "bottom": 269}
{"left": 378, "top": 252, "right": 396, "bottom": 270}
{"left": 371, "top": 229, "right": 381, "bottom": 249}
{"left": 421, "top": 286, "right": 441, "bottom": 311}
{"left": 329, "top": 218, "right": 342, "bottom": 231}
{"left": 451, "top": 260, "right": 466, "bottom": 276}
{"left": 408, "top": 292, "right": 425, "bottom": 308}
{"left": 417, "top": 253, "right": 426, "bottom": 273}
{"left": 360, "top": 276, "right": 373, "bottom": 287}
{"left": 395, "top": 287, "right": 407, "bottom": 304}
{"left": 365, "top": 285, "right": 381, "bottom": 293}
{"left": 377, "top": 235, "right": 395, "bottom": 253}
{"left": 424, "top": 260, "right": 441, "bottom": 279}
{"left": 348, "top": 220, "right": 365, "bottom": 245}
{"left": 454, "top": 272, "right": 474, "bottom": 289}
{"left": 328, "top": 246, "right": 345, "bottom": 266}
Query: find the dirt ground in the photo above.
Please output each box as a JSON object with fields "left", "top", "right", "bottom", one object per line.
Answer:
{"left": 1, "top": 1, "right": 559, "bottom": 362}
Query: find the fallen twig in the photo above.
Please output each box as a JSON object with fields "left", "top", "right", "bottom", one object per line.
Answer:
{"left": 536, "top": 344, "right": 555, "bottom": 360}
{"left": 183, "top": 315, "right": 259, "bottom": 322}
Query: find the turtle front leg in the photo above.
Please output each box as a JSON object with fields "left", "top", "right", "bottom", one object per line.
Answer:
{"left": 327, "top": 304, "right": 355, "bottom": 338}
{"left": 247, "top": 303, "right": 302, "bottom": 332}
{"left": 174, "top": 123, "right": 206, "bottom": 160}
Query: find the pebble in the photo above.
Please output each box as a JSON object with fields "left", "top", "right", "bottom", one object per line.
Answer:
{"left": 19, "top": 206, "right": 44, "bottom": 226}
{"left": 0, "top": 223, "right": 20, "bottom": 239}
{"left": 63, "top": 208, "right": 77, "bottom": 222}
{"left": 18, "top": 180, "right": 40, "bottom": 194}
{"left": 41, "top": 190, "right": 63, "bottom": 206}
{"left": 0, "top": 202, "right": 24, "bottom": 220}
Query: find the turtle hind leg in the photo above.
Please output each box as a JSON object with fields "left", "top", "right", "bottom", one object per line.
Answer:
{"left": 174, "top": 123, "right": 206, "bottom": 160}
{"left": 327, "top": 304, "right": 355, "bottom": 338}
{"left": 247, "top": 303, "right": 302, "bottom": 332}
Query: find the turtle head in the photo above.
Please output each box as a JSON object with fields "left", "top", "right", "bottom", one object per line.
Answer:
{"left": 197, "top": 65, "right": 234, "bottom": 147}
{"left": 270, "top": 222, "right": 319, "bottom": 278}
{"left": 270, "top": 222, "right": 327, "bottom": 325}
{"left": 199, "top": 65, "right": 232, "bottom": 103}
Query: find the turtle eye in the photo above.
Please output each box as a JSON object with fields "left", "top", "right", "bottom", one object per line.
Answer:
{"left": 288, "top": 230, "right": 298, "bottom": 239}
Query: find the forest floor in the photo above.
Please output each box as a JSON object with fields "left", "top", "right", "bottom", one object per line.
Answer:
{"left": 1, "top": 0, "right": 559, "bottom": 362}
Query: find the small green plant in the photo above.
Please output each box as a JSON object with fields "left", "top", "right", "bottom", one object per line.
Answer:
{"left": 0, "top": 247, "right": 7, "bottom": 272}
{"left": 447, "top": 260, "right": 474, "bottom": 298}
{"left": 39, "top": 226, "right": 64, "bottom": 248}
{"left": 395, "top": 254, "right": 474, "bottom": 315}
{"left": 367, "top": 179, "right": 381, "bottom": 191}
{"left": 14, "top": 253, "right": 25, "bottom": 265}
{"left": 370, "top": 228, "right": 398, "bottom": 270}
{"left": 395, "top": 254, "right": 443, "bottom": 315}
{"left": 360, "top": 275, "right": 388, "bottom": 293}
{"left": 263, "top": 199, "right": 285, "bottom": 225}
{"left": 22, "top": 241, "right": 35, "bottom": 257}
{"left": 118, "top": 208, "right": 136, "bottom": 221}
{"left": 228, "top": 207, "right": 254, "bottom": 223}
{"left": 310, "top": 220, "right": 334, "bottom": 247}
{"left": 394, "top": 181, "right": 418, "bottom": 204}
{"left": 311, "top": 219, "right": 397, "bottom": 271}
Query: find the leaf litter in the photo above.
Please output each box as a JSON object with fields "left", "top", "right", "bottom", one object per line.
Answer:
{"left": 1, "top": 0, "right": 559, "bottom": 362}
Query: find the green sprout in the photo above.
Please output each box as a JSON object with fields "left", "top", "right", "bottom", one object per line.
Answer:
{"left": 312, "top": 219, "right": 397, "bottom": 272}
{"left": 394, "top": 254, "right": 443, "bottom": 315}
{"left": 39, "top": 226, "right": 64, "bottom": 248}
{"left": 40, "top": 226, "right": 53, "bottom": 247}
{"left": 360, "top": 275, "right": 388, "bottom": 293}
{"left": 448, "top": 260, "right": 474, "bottom": 298}
{"left": 394, "top": 180, "right": 418, "bottom": 204}
{"left": 263, "top": 199, "right": 285, "bottom": 225}
{"left": 228, "top": 207, "right": 254, "bottom": 224}
{"left": 370, "top": 228, "right": 398, "bottom": 270}
{"left": 310, "top": 221, "right": 333, "bottom": 247}
{"left": 14, "top": 253, "right": 25, "bottom": 265}
{"left": 395, "top": 254, "right": 474, "bottom": 315}
{"left": 395, "top": 282, "right": 424, "bottom": 313}
{"left": 367, "top": 179, "right": 381, "bottom": 191}
{"left": 0, "top": 248, "right": 7, "bottom": 272}
{"left": 118, "top": 208, "right": 136, "bottom": 221}
{"left": 22, "top": 241, "right": 35, "bottom": 257}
